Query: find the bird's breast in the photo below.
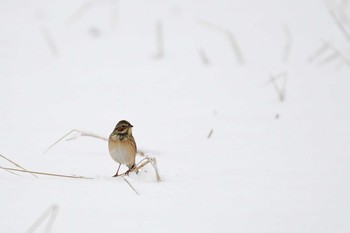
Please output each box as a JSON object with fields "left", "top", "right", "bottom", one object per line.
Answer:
{"left": 108, "top": 140, "right": 135, "bottom": 166}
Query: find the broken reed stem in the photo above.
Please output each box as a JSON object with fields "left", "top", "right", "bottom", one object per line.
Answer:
{"left": 0, "top": 167, "right": 93, "bottom": 179}
{"left": 41, "top": 27, "right": 58, "bottom": 56}
{"left": 0, "top": 154, "right": 38, "bottom": 178}
{"left": 153, "top": 19, "right": 164, "bottom": 59}
{"left": 26, "top": 205, "right": 59, "bottom": 233}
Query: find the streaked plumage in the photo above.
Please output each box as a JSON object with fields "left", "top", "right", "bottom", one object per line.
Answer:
{"left": 108, "top": 120, "right": 137, "bottom": 176}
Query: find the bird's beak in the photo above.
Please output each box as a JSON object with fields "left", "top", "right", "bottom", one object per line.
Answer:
{"left": 130, "top": 124, "right": 134, "bottom": 128}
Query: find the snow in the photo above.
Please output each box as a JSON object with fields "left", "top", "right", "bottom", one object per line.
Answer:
{"left": 1, "top": 0, "right": 350, "bottom": 232}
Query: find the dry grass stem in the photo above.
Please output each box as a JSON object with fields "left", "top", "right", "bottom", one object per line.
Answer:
{"left": 153, "top": 19, "right": 164, "bottom": 59}
{"left": 149, "top": 157, "right": 161, "bottom": 182}
{"left": 283, "top": 25, "right": 292, "bottom": 62}
{"left": 198, "top": 48, "right": 210, "bottom": 65}
{"left": 41, "top": 27, "right": 58, "bottom": 56}
{"left": 207, "top": 129, "right": 213, "bottom": 139}
{"left": 308, "top": 42, "right": 330, "bottom": 62}
{"left": 269, "top": 72, "right": 288, "bottom": 102}
{"left": 326, "top": 1, "right": 350, "bottom": 43}
{"left": 66, "top": 0, "right": 96, "bottom": 24}
{"left": 121, "top": 177, "right": 139, "bottom": 195}
{"left": 26, "top": 205, "right": 59, "bottom": 233}
{"left": 329, "top": 44, "right": 350, "bottom": 66}
{"left": 44, "top": 129, "right": 107, "bottom": 153}
{"left": 0, "top": 167, "right": 93, "bottom": 179}
{"left": 111, "top": 0, "right": 119, "bottom": 29}
{"left": 319, "top": 50, "right": 340, "bottom": 64}
{"left": 0, "top": 154, "right": 38, "bottom": 178}
{"left": 225, "top": 30, "right": 244, "bottom": 64}
{"left": 199, "top": 20, "right": 244, "bottom": 64}
{"left": 308, "top": 41, "right": 350, "bottom": 68}
{"left": 44, "top": 129, "right": 147, "bottom": 156}
{"left": 116, "top": 156, "right": 161, "bottom": 182}
{"left": 45, "top": 129, "right": 161, "bottom": 181}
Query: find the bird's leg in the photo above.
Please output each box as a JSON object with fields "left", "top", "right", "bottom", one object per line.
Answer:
{"left": 125, "top": 164, "right": 137, "bottom": 176}
{"left": 113, "top": 164, "right": 121, "bottom": 177}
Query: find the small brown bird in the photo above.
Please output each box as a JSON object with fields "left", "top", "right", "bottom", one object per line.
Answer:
{"left": 108, "top": 120, "right": 137, "bottom": 177}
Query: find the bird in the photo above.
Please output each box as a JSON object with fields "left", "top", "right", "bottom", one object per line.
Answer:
{"left": 108, "top": 120, "right": 137, "bottom": 177}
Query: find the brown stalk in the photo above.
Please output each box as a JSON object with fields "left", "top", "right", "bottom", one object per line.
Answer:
{"left": 0, "top": 167, "right": 93, "bottom": 179}
{"left": 0, "top": 153, "right": 38, "bottom": 178}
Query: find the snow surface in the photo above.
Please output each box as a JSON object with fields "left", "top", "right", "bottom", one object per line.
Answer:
{"left": 1, "top": 0, "right": 350, "bottom": 232}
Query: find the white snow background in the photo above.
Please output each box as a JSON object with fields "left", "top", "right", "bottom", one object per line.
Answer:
{"left": 1, "top": 0, "right": 350, "bottom": 232}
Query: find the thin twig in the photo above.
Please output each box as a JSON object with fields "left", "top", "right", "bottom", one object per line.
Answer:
{"left": 0, "top": 167, "right": 93, "bottom": 179}
{"left": 26, "top": 205, "right": 59, "bottom": 233}
{"left": 0, "top": 154, "right": 38, "bottom": 178}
